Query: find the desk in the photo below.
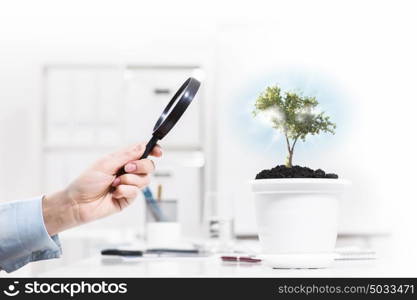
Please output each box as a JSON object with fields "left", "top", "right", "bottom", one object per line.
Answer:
{"left": 39, "top": 239, "right": 417, "bottom": 277}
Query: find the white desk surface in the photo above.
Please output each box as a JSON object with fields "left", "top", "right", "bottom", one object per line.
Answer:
{"left": 38, "top": 256, "right": 414, "bottom": 278}
{"left": 39, "top": 240, "right": 417, "bottom": 278}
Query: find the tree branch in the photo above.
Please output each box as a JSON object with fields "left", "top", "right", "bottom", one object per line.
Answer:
{"left": 284, "top": 132, "right": 291, "bottom": 153}
{"left": 290, "top": 135, "right": 300, "bottom": 153}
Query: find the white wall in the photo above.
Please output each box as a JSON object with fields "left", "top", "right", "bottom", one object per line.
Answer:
{"left": 212, "top": 1, "right": 417, "bottom": 248}
{"left": 0, "top": 0, "right": 217, "bottom": 202}
{"left": 1, "top": 0, "right": 417, "bottom": 273}
{"left": 0, "top": 0, "right": 219, "bottom": 276}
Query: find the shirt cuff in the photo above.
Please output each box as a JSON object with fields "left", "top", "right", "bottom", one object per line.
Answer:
{"left": 0, "top": 197, "right": 62, "bottom": 273}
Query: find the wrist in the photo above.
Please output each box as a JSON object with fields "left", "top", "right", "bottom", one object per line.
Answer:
{"left": 42, "top": 189, "right": 80, "bottom": 236}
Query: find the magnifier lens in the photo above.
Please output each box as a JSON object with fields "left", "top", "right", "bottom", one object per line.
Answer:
{"left": 153, "top": 81, "right": 190, "bottom": 132}
{"left": 115, "top": 77, "right": 200, "bottom": 177}
{"left": 164, "top": 88, "right": 186, "bottom": 116}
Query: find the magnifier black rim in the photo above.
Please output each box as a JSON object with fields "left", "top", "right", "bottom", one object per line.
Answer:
{"left": 152, "top": 77, "right": 200, "bottom": 139}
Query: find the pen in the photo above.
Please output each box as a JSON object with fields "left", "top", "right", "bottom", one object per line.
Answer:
{"left": 101, "top": 249, "right": 143, "bottom": 257}
{"left": 143, "top": 187, "right": 164, "bottom": 221}
{"left": 157, "top": 184, "right": 162, "bottom": 202}
{"left": 221, "top": 256, "right": 261, "bottom": 263}
{"left": 146, "top": 248, "right": 199, "bottom": 254}
{"left": 101, "top": 248, "right": 201, "bottom": 257}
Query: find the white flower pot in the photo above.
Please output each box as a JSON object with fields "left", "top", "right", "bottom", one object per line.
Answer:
{"left": 251, "top": 178, "right": 350, "bottom": 268}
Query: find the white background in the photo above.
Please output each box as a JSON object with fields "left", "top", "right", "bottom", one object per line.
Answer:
{"left": 0, "top": 0, "right": 416, "bottom": 274}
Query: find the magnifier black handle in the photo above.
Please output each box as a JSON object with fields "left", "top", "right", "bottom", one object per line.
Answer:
{"left": 115, "top": 136, "right": 159, "bottom": 177}
{"left": 139, "top": 135, "right": 159, "bottom": 160}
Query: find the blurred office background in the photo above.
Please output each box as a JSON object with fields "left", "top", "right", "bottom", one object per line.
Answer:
{"left": 1, "top": 0, "right": 416, "bottom": 275}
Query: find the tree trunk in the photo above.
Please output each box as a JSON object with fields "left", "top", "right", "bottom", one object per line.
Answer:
{"left": 285, "top": 151, "right": 293, "bottom": 168}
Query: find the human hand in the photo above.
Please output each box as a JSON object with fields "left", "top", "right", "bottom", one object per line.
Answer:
{"left": 43, "top": 143, "right": 162, "bottom": 235}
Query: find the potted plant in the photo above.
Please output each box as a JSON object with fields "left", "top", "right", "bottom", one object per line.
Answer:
{"left": 251, "top": 85, "right": 350, "bottom": 268}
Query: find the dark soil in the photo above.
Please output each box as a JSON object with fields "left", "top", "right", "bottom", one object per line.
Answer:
{"left": 255, "top": 165, "right": 338, "bottom": 179}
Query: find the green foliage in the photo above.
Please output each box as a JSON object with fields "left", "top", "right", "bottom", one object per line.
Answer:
{"left": 253, "top": 85, "right": 336, "bottom": 167}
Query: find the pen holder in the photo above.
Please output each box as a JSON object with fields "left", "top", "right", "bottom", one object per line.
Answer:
{"left": 145, "top": 199, "right": 181, "bottom": 246}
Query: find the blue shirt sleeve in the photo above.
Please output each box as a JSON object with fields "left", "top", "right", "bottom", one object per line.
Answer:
{"left": 0, "top": 197, "right": 62, "bottom": 273}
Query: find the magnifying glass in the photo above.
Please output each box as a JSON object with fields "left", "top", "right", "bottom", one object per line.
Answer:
{"left": 116, "top": 77, "right": 201, "bottom": 176}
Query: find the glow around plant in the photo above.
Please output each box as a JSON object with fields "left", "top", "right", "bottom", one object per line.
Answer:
{"left": 253, "top": 85, "right": 336, "bottom": 168}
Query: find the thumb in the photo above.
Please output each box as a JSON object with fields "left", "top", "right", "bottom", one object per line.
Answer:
{"left": 92, "top": 143, "right": 145, "bottom": 174}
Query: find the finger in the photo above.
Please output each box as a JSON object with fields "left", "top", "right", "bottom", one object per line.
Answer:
{"left": 113, "top": 174, "right": 150, "bottom": 188}
{"left": 150, "top": 144, "right": 162, "bottom": 157}
{"left": 123, "top": 159, "right": 155, "bottom": 174}
{"left": 92, "top": 143, "right": 145, "bottom": 174}
{"left": 112, "top": 185, "right": 139, "bottom": 202}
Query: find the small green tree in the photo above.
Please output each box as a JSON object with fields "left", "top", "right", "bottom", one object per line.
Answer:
{"left": 253, "top": 85, "right": 336, "bottom": 168}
